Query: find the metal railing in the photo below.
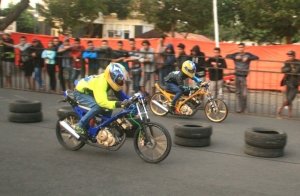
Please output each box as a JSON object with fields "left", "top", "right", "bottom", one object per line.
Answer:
{"left": 0, "top": 48, "right": 299, "bottom": 119}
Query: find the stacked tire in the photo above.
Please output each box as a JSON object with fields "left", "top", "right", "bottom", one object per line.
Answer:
{"left": 244, "top": 127, "right": 287, "bottom": 158}
{"left": 57, "top": 106, "right": 73, "bottom": 119}
{"left": 8, "top": 100, "right": 43, "bottom": 123}
{"left": 174, "top": 122, "right": 212, "bottom": 147}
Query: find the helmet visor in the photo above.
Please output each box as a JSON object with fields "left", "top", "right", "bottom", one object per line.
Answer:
{"left": 187, "top": 68, "right": 195, "bottom": 74}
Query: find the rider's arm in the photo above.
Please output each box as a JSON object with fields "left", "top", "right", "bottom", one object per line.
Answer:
{"left": 114, "top": 90, "right": 130, "bottom": 101}
{"left": 192, "top": 76, "right": 202, "bottom": 84}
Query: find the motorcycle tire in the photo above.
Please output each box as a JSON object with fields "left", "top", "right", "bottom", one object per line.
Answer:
{"left": 57, "top": 106, "right": 73, "bottom": 118}
{"left": 56, "top": 111, "right": 85, "bottom": 151}
{"left": 134, "top": 122, "right": 172, "bottom": 163}
{"left": 174, "top": 122, "right": 212, "bottom": 139}
{"left": 149, "top": 93, "right": 169, "bottom": 116}
{"left": 204, "top": 98, "right": 228, "bottom": 123}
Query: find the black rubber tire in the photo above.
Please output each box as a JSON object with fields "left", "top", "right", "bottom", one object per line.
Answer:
{"left": 56, "top": 112, "right": 85, "bottom": 151}
{"left": 174, "top": 122, "right": 212, "bottom": 139}
{"left": 57, "top": 106, "right": 74, "bottom": 118}
{"left": 8, "top": 111, "right": 43, "bottom": 123}
{"left": 174, "top": 136, "right": 210, "bottom": 147}
{"left": 245, "top": 127, "right": 287, "bottom": 149}
{"left": 244, "top": 144, "right": 284, "bottom": 158}
{"left": 134, "top": 122, "right": 172, "bottom": 163}
{"left": 9, "top": 100, "right": 41, "bottom": 113}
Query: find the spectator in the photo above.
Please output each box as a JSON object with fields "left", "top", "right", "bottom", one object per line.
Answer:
{"left": 112, "top": 40, "right": 130, "bottom": 94}
{"left": 29, "top": 39, "right": 45, "bottom": 91}
{"left": 206, "top": 47, "right": 227, "bottom": 98}
{"left": 70, "top": 38, "right": 84, "bottom": 87}
{"left": 125, "top": 38, "right": 141, "bottom": 93}
{"left": 58, "top": 38, "right": 73, "bottom": 90}
{"left": 277, "top": 51, "right": 300, "bottom": 118}
{"left": 1, "top": 33, "right": 15, "bottom": 87}
{"left": 162, "top": 43, "right": 176, "bottom": 84}
{"left": 175, "top": 43, "right": 189, "bottom": 85}
{"left": 138, "top": 39, "right": 155, "bottom": 98}
{"left": 155, "top": 35, "right": 167, "bottom": 84}
{"left": 189, "top": 45, "right": 206, "bottom": 83}
{"left": 226, "top": 43, "right": 259, "bottom": 113}
{"left": 98, "top": 40, "right": 113, "bottom": 73}
{"left": 52, "top": 37, "right": 64, "bottom": 91}
{"left": 42, "top": 40, "right": 56, "bottom": 93}
{"left": 82, "top": 40, "right": 99, "bottom": 76}
{"left": 5, "top": 36, "right": 32, "bottom": 89}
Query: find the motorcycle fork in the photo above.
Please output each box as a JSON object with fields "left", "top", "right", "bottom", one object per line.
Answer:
{"left": 140, "top": 119, "right": 153, "bottom": 145}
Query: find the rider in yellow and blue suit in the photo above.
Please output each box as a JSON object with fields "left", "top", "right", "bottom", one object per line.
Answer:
{"left": 73, "top": 63, "right": 130, "bottom": 138}
{"left": 164, "top": 60, "right": 202, "bottom": 113}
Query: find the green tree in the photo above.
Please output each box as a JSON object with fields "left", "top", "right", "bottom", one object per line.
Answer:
{"left": 37, "top": 0, "right": 132, "bottom": 37}
{"left": 0, "top": 3, "right": 36, "bottom": 33}
{"left": 137, "top": 0, "right": 213, "bottom": 37}
{"left": 0, "top": 0, "right": 29, "bottom": 31}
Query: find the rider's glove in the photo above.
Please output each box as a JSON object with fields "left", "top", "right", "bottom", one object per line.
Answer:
{"left": 121, "top": 99, "right": 131, "bottom": 108}
{"left": 181, "top": 86, "right": 190, "bottom": 92}
{"left": 193, "top": 86, "right": 200, "bottom": 91}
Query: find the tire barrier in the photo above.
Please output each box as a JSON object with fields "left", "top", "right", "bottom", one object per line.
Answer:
{"left": 244, "top": 127, "right": 287, "bottom": 158}
{"left": 174, "top": 122, "right": 212, "bottom": 147}
{"left": 8, "top": 100, "right": 43, "bottom": 123}
{"left": 57, "top": 106, "right": 73, "bottom": 119}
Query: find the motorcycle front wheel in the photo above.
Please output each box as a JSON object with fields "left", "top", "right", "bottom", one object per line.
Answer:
{"left": 56, "top": 111, "right": 85, "bottom": 151}
{"left": 134, "top": 122, "right": 172, "bottom": 163}
{"left": 149, "top": 93, "right": 169, "bottom": 116}
{"left": 204, "top": 98, "right": 228, "bottom": 123}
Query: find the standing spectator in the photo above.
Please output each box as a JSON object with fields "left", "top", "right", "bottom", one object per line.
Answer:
{"left": 112, "top": 40, "right": 130, "bottom": 94}
{"left": 156, "top": 35, "right": 167, "bottom": 84}
{"left": 175, "top": 43, "right": 189, "bottom": 85}
{"left": 5, "top": 36, "right": 32, "bottom": 89}
{"left": 70, "top": 38, "right": 84, "bottom": 86}
{"left": 29, "top": 39, "right": 45, "bottom": 91}
{"left": 2, "top": 33, "right": 15, "bottom": 87}
{"left": 189, "top": 45, "right": 206, "bottom": 83}
{"left": 98, "top": 40, "right": 113, "bottom": 73}
{"left": 82, "top": 40, "right": 99, "bottom": 76}
{"left": 42, "top": 40, "right": 56, "bottom": 93}
{"left": 206, "top": 47, "right": 227, "bottom": 98}
{"left": 125, "top": 38, "right": 141, "bottom": 93}
{"left": 138, "top": 40, "right": 155, "bottom": 98}
{"left": 226, "top": 43, "right": 259, "bottom": 113}
{"left": 277, "top": 51, "right": 300, "bottom": 118}
{"left": 52, "top": 37, "right": 64, "bottom": 92}
{"left": 58, "top": 38, "right": 73, "bottom": 90}
{"left": 163, "top": 43, "right": 176, "bottom": 81}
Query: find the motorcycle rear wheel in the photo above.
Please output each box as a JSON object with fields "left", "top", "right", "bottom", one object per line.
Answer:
{"left": 149, "top": 93, "right": 169, "bottom": 116}
{"left": 204, "top": 98, "right": 228, "bottom": 123}
{"left": 134, "top": 122, "right": 172, "bottom": 163}
{"left": 56, "top": 112, "right": 85, "bottom": 151}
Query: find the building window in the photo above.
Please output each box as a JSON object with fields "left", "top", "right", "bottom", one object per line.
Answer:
{"left": 124, "top": 30, "right": 130, "bottom": 39}
{"left": 108, "top": 31, "right": 114, "bottom": 37}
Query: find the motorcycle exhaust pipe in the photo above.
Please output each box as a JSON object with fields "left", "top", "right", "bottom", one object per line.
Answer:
{"left": 151, "top": 100, "right": 168, "bottom": 112}
{"left": 59, "top": 120, "right": 81, "bottom": 140}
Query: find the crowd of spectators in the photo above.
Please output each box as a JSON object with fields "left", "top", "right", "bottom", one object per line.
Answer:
{"left": 1, "top": 33, "right": 300, "bottom": 117}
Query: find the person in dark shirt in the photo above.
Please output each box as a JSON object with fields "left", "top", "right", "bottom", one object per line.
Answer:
{"left": 277, "top": 50, "right": 300, "bottom": 118}
{"left": 1, "top": 33, "right": 15, "bottom": 87}
{"left": 206, "top": 47, "right": 227, "bottom": 98}
{"left": 226, "top": 43, "right": 259, "bottom": 113}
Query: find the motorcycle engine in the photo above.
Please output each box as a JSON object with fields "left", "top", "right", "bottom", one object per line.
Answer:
{"left": 96, "top": 128, "right": 116, "bottom": 147}
{"left": 179, "top": 104, "right": 193, "bottom": 115}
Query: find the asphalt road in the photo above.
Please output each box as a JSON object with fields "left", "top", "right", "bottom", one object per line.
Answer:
{"left": 0, "top": 89, "right": 300, "bottom": 196}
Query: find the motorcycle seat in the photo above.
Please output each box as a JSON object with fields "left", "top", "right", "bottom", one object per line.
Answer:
{"left": 158, "top": 84, "right": 175, "bottom": 94}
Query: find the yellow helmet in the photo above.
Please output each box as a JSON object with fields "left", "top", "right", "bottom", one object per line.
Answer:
{"left": 182, "top": 60, "right": 196, "bottom": 78}
{"left": 104, "top": 63, "right": 129, "bottom": 91}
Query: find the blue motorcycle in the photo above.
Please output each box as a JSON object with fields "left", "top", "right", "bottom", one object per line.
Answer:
{"left": 56, "top": 90, "right": 172, "bottom": 163}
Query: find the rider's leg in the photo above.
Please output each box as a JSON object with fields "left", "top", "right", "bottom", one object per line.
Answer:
{"left": 165, "top": 82, "right": 183, "bottom": 112}
{"left": 73, "top": 91, "right": 101, "bottom": 129}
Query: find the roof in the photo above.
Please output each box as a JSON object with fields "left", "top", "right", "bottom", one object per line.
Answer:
{"left": 136, "top": 29, "right": 213, "bottom": 42}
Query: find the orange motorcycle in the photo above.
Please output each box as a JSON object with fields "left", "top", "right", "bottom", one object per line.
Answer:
{"left": 149, "top": 81, "right": 228, "bottom": 123}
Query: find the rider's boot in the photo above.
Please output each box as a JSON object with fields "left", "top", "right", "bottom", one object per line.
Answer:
{"left": 168, "top": 103, "right": 175, "bottom": 114}
{"left": 75, "top": 125, "right": 88, "bottom": 140}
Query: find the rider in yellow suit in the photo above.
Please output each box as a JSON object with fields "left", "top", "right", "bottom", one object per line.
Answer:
{"left": 73, "top": 63, "right": 130, "bottom": 138}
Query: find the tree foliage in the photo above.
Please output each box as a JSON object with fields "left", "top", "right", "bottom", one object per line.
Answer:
{"left": 137, "top": 0, "right": 213, "bottom": 37}
{"left": 37, "top": 0, "right": 132, "bottom": 36}
{"left": 0, "top": 3, "right": 36, "bottom": 33}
